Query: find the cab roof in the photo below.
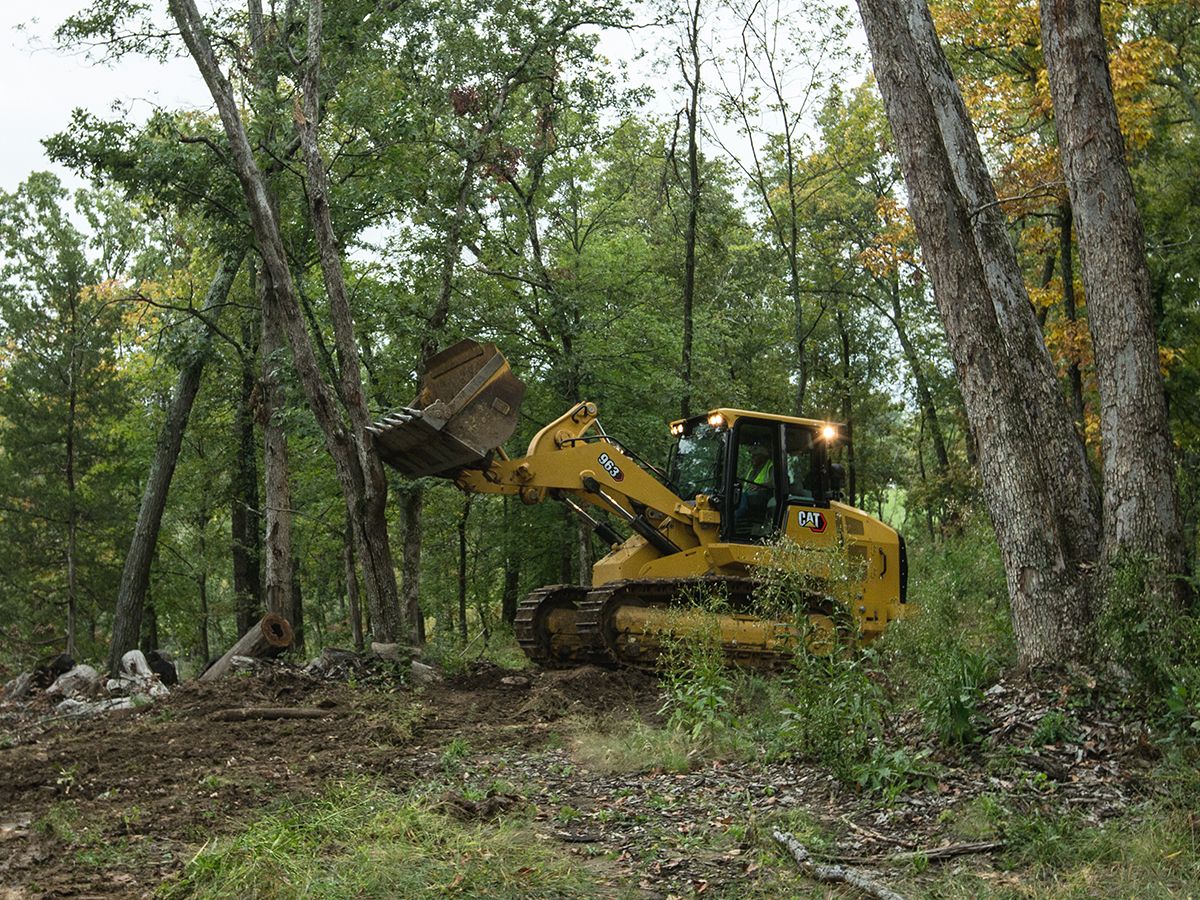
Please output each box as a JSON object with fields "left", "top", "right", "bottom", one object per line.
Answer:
{"left": 669, "top": 408, "right": 845, "bottom": 432}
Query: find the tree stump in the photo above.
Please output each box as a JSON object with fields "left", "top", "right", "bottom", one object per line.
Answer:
{"left": 200, "top": 613, "right": 293, "bottom": 682}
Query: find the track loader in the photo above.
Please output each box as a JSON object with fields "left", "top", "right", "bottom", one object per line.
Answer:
{"left": 372, "top": 340, "right": 908, "bottom": 669}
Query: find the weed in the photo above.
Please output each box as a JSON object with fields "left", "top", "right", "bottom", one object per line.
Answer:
{"left": 1031, "top": 709, "right": 1078, "bottom": 745}
{"left": 440, "top": 736, "right": 471, "bottom": 774}
{"left": 164, "top": 779, "right": 588, "bottom": 899}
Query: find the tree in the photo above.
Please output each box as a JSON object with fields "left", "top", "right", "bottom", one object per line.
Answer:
{"left": 107, "top": 250, "right": 243, "bottom": 673}
{"left": 0, "top": 174, "right": 137, "bottom": 657}
{"left": 168, "top": 0, "right": 404, "bottom": 641}
{"left": 1041, "top": 0, "right": 1188, "bottom": 583}
{"left": 855, "top": 0, "right": 1102, "bottom": 662}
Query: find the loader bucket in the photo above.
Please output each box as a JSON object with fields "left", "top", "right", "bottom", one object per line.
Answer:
{"left": 370, "top": 339, "right": 526, "bottom": 478}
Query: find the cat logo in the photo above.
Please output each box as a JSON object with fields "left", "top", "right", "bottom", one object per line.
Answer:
{"left": 797, "top": 510, "right": 827, "bottom": 533}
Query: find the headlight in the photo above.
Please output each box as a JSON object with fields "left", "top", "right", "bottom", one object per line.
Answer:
{"left": 821, "top": 424, "right": 838, "bottom": 441}
{"left": 707, "top": 413, "right": 726, "bottom": 428}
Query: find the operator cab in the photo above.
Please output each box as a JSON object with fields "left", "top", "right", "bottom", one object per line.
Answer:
{"left": 667, "top": 409, "right": 844, "bottom": 542}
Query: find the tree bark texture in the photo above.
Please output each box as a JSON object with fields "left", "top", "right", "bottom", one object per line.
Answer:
{"left": 901, "top": 0, "right": 1102, "bottom": 573}
{"left": 199, "top": 613, "right": 293, "bottom": 682}
{"left": 1041, "top": 0, "right": 1186, "bottom": 575}
{"left": 232, "top": 310, "right": 262, "bottom": 635}
{"left": 401, "top": 486, "right": 425, "bottom": 644}
{"left": 170, "top": 0, "right": 403, "bottom": 641}
{"left": 343, "top": 514, "right": 364, "bottom": 651}
{"left": 679, "top": 0, "right": 702, "bottom": 420}
{"left": 260, "top": 265, "right": 294, "bottom": 619}
{"left": 106, "top": 250, "right": 243, "bottom": 675}
{"left": 856, "top": 0, "right": 1097, "bottom": 661}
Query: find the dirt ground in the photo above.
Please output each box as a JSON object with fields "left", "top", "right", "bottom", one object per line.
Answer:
{"left": 0, "top": 660, "right": 1169, "bottom": 899}
{"left": 0, "top": 663, "right": 665, "bottom": 898}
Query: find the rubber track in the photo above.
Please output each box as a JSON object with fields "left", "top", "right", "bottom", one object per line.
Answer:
{"left": 575, "top": 576, "right": 761, "bottom": 668}
{"left": 514, "top": 584, "right": 578, "bottom": 666}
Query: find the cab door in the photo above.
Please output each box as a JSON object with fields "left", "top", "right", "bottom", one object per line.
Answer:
{"left": 724, "top": 418, "right": 783, "bottom": 542}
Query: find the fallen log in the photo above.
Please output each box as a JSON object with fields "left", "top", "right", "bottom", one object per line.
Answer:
{"left": 211, "top": 707, "right": 337, "bottom": 721}
{"left": 773, "top": 830, "right": 906, "bottom": 900}
{"left": 200, "top": 613, "right": 293, "bottom": 682}
{"left": 834, "top": 840, "right": 1005, "bottom": 866}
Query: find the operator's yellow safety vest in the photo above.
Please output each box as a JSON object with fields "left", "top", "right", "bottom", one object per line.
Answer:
{"left": 750, "top": 459, "right": 773, "bottom": 485}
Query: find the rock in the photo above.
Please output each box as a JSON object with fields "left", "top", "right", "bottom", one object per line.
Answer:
{"left": 46, "top": 665, "right": 102, "bottom": 700}
{"left": 370, "top": 642, "right": 419, "bottom": 662}
{"left": 32, "top": 653, "right": 75, "bottom": 689}
{"left": 55, "top": 697, "right": 135, "bottom": 716}
{"left": 229, "top": 655, "right": 260, "bottom": 671}
{"left": 410, "top": 660, "right": 443, "bottom": 685}
{"left": 146, "top": 650, "right": 178, "bottom": 686}
{"left": 120, "top": 650, "right": 153, "bottom": 679}
{"left": 500, "top": 675, "right": 531, "bottom": 687}
{"left": 2, "top": 672, "right": 33, "bottom": 704}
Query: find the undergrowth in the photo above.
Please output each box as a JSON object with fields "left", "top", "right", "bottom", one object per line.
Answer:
{"left": 163, "top": 778, "right": 587, "bottom": 899}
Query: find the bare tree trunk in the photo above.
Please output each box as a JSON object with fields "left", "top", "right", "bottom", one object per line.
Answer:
{"left": 837, "top": 309, "right": 857, "bottom": 507}
{"left": 290, "top": 558, "right": 305, "bottom": 655}
{"left": 65, "top": 297, "right": 79, "bottom": 659}
{"left": 169, "top": 0, "right": 403, "bottom": 641}
{"left": 679, "top": 0, "right": 702, "bottom": 419}
{"left": 856, "top": 0, "right": 1098, "bottom": 662}
{"left": 1058, "top": 204, "right": 1086, "bottom": 427}
{"left": 196, "top": 503, "right": 211, "bottom": 664}
{"left": 501, "top": 496, "right": 520, "bottom": 625}
{"left": 260, "top": 265, "right": 294, "bottom": 618}
{"left": 457, "top": 497, "right": 471, "bottom": 644}
{"left": 232, "top": 310, "right": 262, "bottom": 634}
{"left": 577, "top": 519, "right": 594, "bottom": 586}
{"left": 890, "top": 282, "right": 949, "bottom": 471}
{"left": 343, "top": 514, "right": 363, "bottom": 651}
{"left": 1041, "top": 0, "right": 1186, "bottom": 579}
{"left": 400, "top": 486, "right": 425, "bottom": 644}
{"left": 107, "top": 251, "right": 243, "bottom": 675}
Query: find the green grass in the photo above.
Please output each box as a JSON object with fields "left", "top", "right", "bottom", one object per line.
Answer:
{"left": 163, "top": 779, "right": 592, "bottom": 899}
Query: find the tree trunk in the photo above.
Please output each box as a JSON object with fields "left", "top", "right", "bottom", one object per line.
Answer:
{"left": 141, "top": 595, "right": 158, "bottom": 655}
{"left": 837, "top": 309, "right": 857, "bottom": 507}
{"left": 400, "top": 485, "right": 425, "bottom": 644}
{"left": 1058, "top": 204, "right": 1086, "bottom": 428}
{"left": 197, "top": 503, "right": 211, "bottom": 664}
{"left": 679, "top": 0, "right": 702, "bottom": 419}
{"left": 1041, "top": 0, "right": 1187, "bottom": 578}
{"left": 855, "top": 0, "right": 1098, "bottom": 662}
{"left": 199, "top": 613, "right": 293, "bottom": 682}
{"left": 577, "top": 519, "right": 594, "bottom": 587}
{"left": 297, "top": 0, "right": 402, "bottom": 641}
{"left": 107, "top": 250, "right": 243, "bottom": 675}
{"left": 290, "top": 558, "right": 305, "bottom": 655}
{"left": 232, "top": 309, "right": 262, "bottom": 634}
{"left": 170, "top": 0, "right": 403, "bottom": 642}
{"left": 457, "top": 497, "right": 471, "bottom": 644}
{"left": 343, "top": 516, "right": 364, "bottom": 651}
{"left": 260, "top": 264, "right": 294, "bottom": 619}
{"left": 501, "top": 496, "right": 521, "bottom": 625}
{"left": 890, "top": 282, "right": 949, "bottom": 471}
{"left": 902, "top": 0, "right": 1102, "bottom": 569}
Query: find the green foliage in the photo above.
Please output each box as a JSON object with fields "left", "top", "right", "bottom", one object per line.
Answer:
{"left": 164, "top": 779, "right": 587, "bottom": 899}
{"left": 880, "top": 519, "right": 1012, "bottom": 746}
{"left": 1095, "top": 554, "right": 1200, "bottom": 743}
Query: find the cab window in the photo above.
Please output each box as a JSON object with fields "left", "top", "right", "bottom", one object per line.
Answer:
{"left": 730, "top": 421, "right": 780, "bottom": 539}
{"left": 784, "top": 424, "right": 819, "bottom": 503}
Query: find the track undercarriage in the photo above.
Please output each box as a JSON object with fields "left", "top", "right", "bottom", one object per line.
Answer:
{"left": 514, "top": 577, "right": 836, "bottom": 670}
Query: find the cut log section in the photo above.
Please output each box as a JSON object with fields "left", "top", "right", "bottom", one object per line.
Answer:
{"left": 200, "top": 613, "right": 293, "bottom": 682}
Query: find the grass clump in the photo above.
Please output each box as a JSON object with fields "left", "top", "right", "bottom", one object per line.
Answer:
{"left": 164, "top": 779, "right": 587, "bottom": 899}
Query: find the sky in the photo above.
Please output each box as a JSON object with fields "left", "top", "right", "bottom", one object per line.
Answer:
{"left": 0, "top": 2, "right": 871, "bottom": 199}
{"left": 0, "top": 3, "right": 210, "bottom": 194}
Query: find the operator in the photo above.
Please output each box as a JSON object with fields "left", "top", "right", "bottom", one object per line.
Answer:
{"left": 735, "top": 443, "right": 775, "bottom": 525}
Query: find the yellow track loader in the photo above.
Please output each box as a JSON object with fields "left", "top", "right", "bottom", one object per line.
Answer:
{"left": 372, "top": 340, "right": 908, "bottom": 668}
